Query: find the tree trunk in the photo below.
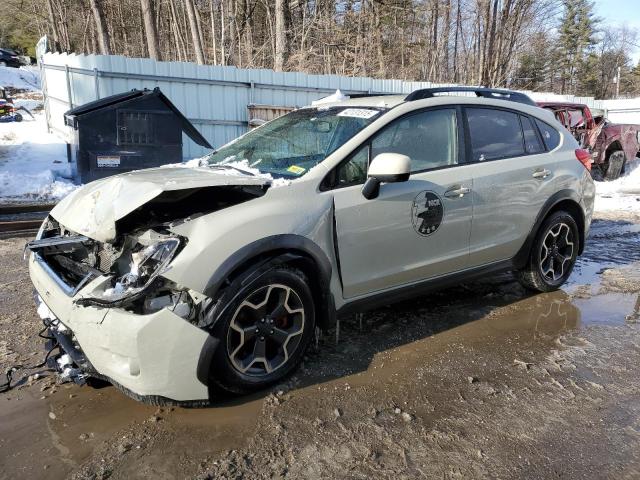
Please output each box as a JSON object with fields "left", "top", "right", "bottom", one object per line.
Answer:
{"left": 482, "top": 0, "right": 499, "bottom": 86}
{"left": 45, "top": 0, "right": 61, "bottom": 51}
{"left": 220, "top": 0, "right": 227, "bottom": 65}
{"left": 274, "top": 0, "right": 287, "bottom": 71}
{"left": 443, "top": 0, "right": 451, "bottom": 81}
{"left": 185, "top": 0, "right": 205, "bottom": 64}
{"left": 88, "top": 0, "right": 111, "bottom": 55}
{"left": 210, "top": 0, "right": 218, "bottom": 64}
{"left": 453, "top": 0, "right": 461, "bottom": 82}
{"left": 140, "top": 0, "right": 161, "bottom": 60}
{"left": 428, "top": 0, "right": 439, "bottom": 80}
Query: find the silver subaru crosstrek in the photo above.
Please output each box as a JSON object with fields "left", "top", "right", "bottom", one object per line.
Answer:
{"left": 28, "top": 87, "right": 595, "bottom": 405}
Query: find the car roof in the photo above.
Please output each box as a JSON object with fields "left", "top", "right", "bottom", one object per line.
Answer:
{"left": 315, "top": 93, "right": 546, "bottom": 111}
{"left": 314, "top": 87, "right": 538, "bottom": 110}
{"left": 311, "top": 91, "right": 559, "bottom": 126}
{"left": 313, "top": 95, "right": 406, "bottom": 109}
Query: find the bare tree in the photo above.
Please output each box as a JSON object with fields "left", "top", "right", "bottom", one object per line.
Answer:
{"left": 274, "top": 0, "right": 287, "bottom": 71}
{"left": 10, "top": 0, "right": 637, "bottom": 98}
{"left": 140, "top": 0, "right": 161, "bottom": 60}
{"left": 185, "top": 0, "right": 206, "bottom": 64}
{"left": 45, "top": 0, "right": 61, "bottom": 51}
{"left": 88, "top": 0, "right": 111, "bottom": 55}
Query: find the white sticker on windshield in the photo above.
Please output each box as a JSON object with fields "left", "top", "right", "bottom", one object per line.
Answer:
{"left": 337, "top": 108, "right": 379, "bottom": 119}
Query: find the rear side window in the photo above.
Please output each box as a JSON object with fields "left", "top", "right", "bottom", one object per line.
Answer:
{"left": 520, "top": 116, "right": 544, "bottom": 154}
{"left": 466, "top": 108, "right": 524, "bottom": 161}
{"left": 534, "top": 118, "right": 561, "bottom": 150}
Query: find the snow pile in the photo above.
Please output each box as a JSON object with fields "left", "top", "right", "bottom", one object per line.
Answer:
{"left": 0, "top": 66, "right": 41, "bottom": 91}
{"left": 594, "top": 163, "right": 640, "bottom": 213}
{"left": 312, "top": 89, "right": 349, "bottom": 105}
{"left": 0, "top": 112, "right": 76, "bottom": 202}
{"left": 164, "top": 156, "right": 292, "bottom": 188}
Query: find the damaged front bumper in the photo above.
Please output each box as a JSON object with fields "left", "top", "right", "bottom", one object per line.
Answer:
{"left": 41, "top": 307, "right": 95, "bottom": 385}
{"left": 30, "top": 253, "right": 217, "bottom": 404}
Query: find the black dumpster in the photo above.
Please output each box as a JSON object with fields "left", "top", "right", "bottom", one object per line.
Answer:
{"left": 64, "top": 88, "right": 212, "bottom": 184}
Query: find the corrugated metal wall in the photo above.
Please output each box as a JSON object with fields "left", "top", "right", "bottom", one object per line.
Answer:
{"left": 40, "top": 52, "right": 606, "bottom": 159}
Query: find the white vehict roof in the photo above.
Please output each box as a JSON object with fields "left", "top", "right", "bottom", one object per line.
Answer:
{"left": 312, "top": 93, "right": 558, "bottom": 124}
{"left": 311, "top": 95, "right": 406, "bottom": 109}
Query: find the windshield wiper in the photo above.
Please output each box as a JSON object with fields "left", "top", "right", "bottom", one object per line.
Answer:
{"left": 209, "top": 164, "right": 256, "bottom": 176}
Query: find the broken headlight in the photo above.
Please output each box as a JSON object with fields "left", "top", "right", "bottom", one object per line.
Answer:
{"left": 78, "top": 238, "right": 181, "bottom": 305}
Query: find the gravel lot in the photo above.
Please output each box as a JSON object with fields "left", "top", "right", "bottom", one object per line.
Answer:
{"left": 1, "top": 206, "right": 640, "bottom": 480}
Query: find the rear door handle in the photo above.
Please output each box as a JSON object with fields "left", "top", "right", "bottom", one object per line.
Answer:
{"left": 532, "top": 168, "right": 552, "bottom": 179}
{"left": 444, "top": 186, "right": 471, "bottom": 198}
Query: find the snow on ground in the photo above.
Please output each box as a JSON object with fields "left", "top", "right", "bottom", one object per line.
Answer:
{"left": 0, "top": 66, "right": 41, "bottom": 91}
{"left": 0, "top": 111, "right": 76, "bottom": 203}
{"left": 594, "top": 162, "right": 640, "bottom": 213}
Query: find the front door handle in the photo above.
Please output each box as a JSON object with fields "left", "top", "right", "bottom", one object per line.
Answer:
{"left": 532, "top": 168, "right": 552, "bottom": 179}
{"left": 444, "top": 186, "right": 471, "bottom": 198}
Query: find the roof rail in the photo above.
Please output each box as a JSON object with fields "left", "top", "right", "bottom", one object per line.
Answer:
{"left": 348, "top": 92, "right": 395, "bottom": 99}
{"left": 404, "top": 87, "right": 536, "bottom": 106}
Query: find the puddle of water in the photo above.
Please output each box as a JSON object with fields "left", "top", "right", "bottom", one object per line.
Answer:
{"left": 344, "top": 290, "right": 640, "bottom": 391}
{"left": 565, "top": 220, "right": 640, "bottom": 292}
{"left": 0, "top": 378, "right": 263, "bottom": 478}
{"left": 566, "top": 260, "right": 606, "bottom": 290}
{"left": 574, "top": 293, "right": 640, "bottom": 326}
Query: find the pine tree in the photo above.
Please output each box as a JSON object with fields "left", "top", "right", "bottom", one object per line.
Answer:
{"left": 512, "top": 33, "right": 552, "bottom": 91}
{"left": 555, "top": 0, "right": 598, "bottom": 94}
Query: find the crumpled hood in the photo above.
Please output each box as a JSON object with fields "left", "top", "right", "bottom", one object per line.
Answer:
{"left": 51, "top": 166, "right": 270, "bottom": 242}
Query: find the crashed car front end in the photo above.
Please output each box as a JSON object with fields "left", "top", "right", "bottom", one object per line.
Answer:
{"left": 28, "top": 217, "right": 215, "bottom": 403}
{"left": 26, "top": 167, "right": 278, "bottom": 404}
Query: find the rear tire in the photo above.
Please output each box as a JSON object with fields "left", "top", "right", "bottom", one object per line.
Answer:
{"left": 605, "top": 151, "right": 625, "bottom": 181}
{"left": 207, "top": 266, "right": 315, "bottom": 395}
{"left": 517, "top": 211, "right": 579, "bottom": 293}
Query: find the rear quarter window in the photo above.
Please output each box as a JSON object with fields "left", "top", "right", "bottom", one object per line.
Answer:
{"left": 520, "top": 115, "right": 544, "bottom": 154}
{"left": 534, "top": 118, "right": 561, "bottom": 150}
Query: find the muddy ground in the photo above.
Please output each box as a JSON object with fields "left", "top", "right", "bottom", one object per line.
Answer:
{"left": 1, "top": 208, "right": 640, "bottom": 480}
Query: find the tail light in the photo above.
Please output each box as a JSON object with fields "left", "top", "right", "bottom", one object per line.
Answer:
{"left": 575, "top": 149, "right": 591, "bottom": 171}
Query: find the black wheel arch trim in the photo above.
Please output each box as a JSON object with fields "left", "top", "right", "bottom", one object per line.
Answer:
{"left": 196, "top": 334, "right": 220, "bottom": 387}
{"left": 202, "top": 234, "right": 336, "bottom": 330}
{"left": 512, "top": 189, "right": 585, "bottom": 269}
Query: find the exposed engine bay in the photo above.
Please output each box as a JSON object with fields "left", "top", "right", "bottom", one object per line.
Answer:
{"left": 26, "top": 185, "right": 266, "bottom": 319}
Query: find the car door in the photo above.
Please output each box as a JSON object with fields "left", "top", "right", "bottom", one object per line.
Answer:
{"left": 327, "top": 107, "right": 474, "bottom": 299}
{"left": 463, "top": 107, "right": 561, "bottom": 267}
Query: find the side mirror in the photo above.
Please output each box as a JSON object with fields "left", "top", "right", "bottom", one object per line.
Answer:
{"left": 362, "top": 153, "right": 411, "bottom": 200}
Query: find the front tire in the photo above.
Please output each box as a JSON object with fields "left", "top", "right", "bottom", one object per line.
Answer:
{"left": 590, "top": 164, "right": 604, "bottom": 182}
{"left": 207, "top": 267, "right": 315, "bottom": 395}
{"left": 517, "top": 211, "right": 579, "bottom": 293}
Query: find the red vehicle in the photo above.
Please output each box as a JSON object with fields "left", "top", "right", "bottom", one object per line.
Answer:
{"left": 537, "top": 102, "right": 640, "bottom": 180}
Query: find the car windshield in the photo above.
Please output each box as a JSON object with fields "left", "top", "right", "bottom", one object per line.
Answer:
{"left": 204, "top": 106, "right": 386, "bottom": 178}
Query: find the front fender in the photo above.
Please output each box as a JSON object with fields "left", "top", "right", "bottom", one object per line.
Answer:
{"left": 160, "top": 182, "right": 338, "bottom": 308}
